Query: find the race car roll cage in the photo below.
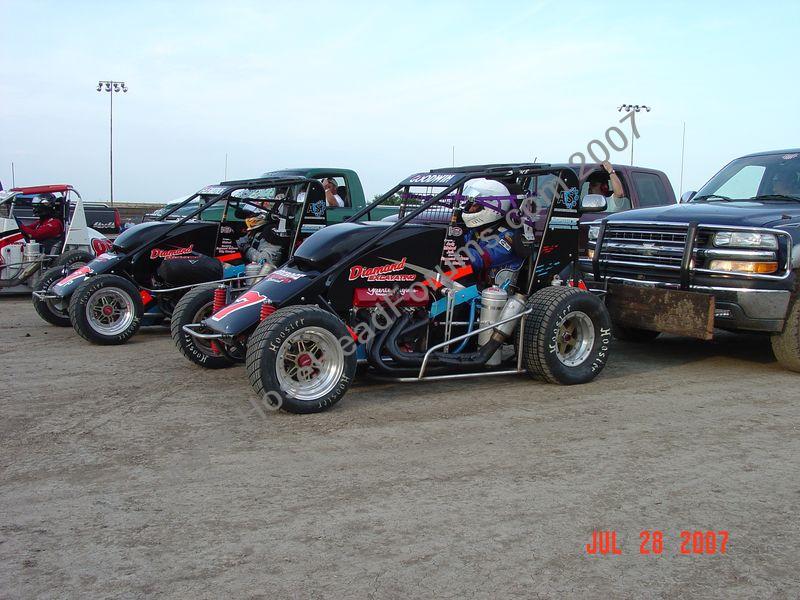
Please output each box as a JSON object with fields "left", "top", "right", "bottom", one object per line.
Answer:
{"left": 186, "top": 162, "right": 602, "bottom": 382}
{"left": 0, "top": 186, "right": 87, "bottom": 278}
{"left": 33, "top": 176, "right": 323, "bottom": 300}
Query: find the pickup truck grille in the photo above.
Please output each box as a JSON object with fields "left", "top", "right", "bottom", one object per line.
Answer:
{"left": 600, "top": 226, "right": 686, "bottom": 269}
{"left": 597, "top": 224, "right": 711, "bottom": 281}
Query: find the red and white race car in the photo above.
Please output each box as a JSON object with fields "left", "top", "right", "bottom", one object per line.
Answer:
{"left": 0, "top": 185, "right": 112, "bottom": 311}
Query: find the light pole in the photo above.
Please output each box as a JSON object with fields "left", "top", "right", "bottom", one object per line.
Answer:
{"left": 617, "top": 104, "right": 651, "bottom": 165}
{"left": 97, "top": 80, "right": 128, "bottom": 204}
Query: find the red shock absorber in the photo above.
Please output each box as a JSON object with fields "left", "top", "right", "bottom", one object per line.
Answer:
{"left": 259, "top": 302, "right": 276, "bottom": 321}
{"left": 212, "top": 286, "right": 227, "bottom": 313}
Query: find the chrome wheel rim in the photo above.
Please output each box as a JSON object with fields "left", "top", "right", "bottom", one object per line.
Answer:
{"left": 86, "top": 287, "right": 135, "bottom": 336}
{"left": 555, "top": 311, "right": 595, "bottom": 367}
{"left": 46, "top": 296, "right": 68, "bottom": 317}
{"left": 275, "top": 326, "right": 344, "bottom": 401}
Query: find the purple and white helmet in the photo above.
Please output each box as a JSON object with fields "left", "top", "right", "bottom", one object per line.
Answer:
{"left": 461, "top": 178, "right": 511, "bottom": 228}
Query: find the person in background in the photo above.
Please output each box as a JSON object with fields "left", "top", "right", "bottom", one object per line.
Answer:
{"left": 769, "top": 169, "right": 800, "bottom": 197}
{"left": 322, "top": 178, "right": 345, "bottom": 207}
{"left": 587, "top": 161, "right": 629, "bottom": 211}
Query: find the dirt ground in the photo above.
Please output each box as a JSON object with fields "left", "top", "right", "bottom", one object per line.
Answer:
{"left": 1, "top": 297, "right": 799, "bottom": 599}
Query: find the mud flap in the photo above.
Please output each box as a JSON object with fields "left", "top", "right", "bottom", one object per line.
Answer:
{"left": 606, "top": 283, "right": 715, "bottom": 340}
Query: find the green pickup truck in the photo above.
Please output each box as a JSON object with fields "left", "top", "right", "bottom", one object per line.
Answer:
{"left": 145, "top": 168, "right": 398, "bottom": 225}
{"left": 259, "top": 168, "right": 398, "bottom": 223}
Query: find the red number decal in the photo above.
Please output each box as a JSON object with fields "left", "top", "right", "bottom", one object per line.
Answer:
{"left": 652, "top": 530, "right": 663, "bottom": 554}
{"left": 692, "top": 531, "right": 704, "bottom": 553}
{"left": 679, "top": 531, "right": 691, "bottom": 554}
{"left": 639, "top": 530, "right": 663, "bottom": 555}
{"left": 719, "top": 530, "right": 729, "bottom": 554}
{"left": 705, "top": 531, "right": 716, "bottom": 554}
{"left": 639, "top": 530, "right": 650, "bottom": 555}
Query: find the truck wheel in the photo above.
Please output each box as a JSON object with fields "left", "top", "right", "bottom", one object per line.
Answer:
{"left": 613, "top": 323, "right": 661, "bottom": 342}
{"left": 771, "top": 297, "right": 800, "bottom": 372}
{"left": 246, "top": 306, "right": 356, "bottom": 414}
{"left": 32, "top": 266, "right": 73, "bottom": 327}
{"left": 171, "top": 285, "right": 234, "bottom": 369}
{"left": 55, "top": 249, "right": 94, "bottom": 268}
{"left": 69, "top": 274, "right": 143, "bottom": 345}
{"left": 520, "top": 286, "right": 612, "bottom": 384}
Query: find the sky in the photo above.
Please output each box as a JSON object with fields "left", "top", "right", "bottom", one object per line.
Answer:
{"left": 1, "top": 0, "right": 799, "bottom": 203}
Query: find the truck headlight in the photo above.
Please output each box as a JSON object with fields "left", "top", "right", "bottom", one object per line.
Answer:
{"left": 588, "top": 225, "right": 600, "bottom": 241}
{"left": 713, "top": 231, "right": 778, "bottom": 249}
{"left": 708, "top": 260, "right": 778, "bottom": 274}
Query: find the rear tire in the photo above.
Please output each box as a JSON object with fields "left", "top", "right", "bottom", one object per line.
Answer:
{"left": 246, "top": 306, "right": 356, "bottom": 414}
{"left": 69, "top": 274, "right": 143, "bottom": 345}
{"left": 520, "top": 286, "right": 612, "bottom": 384}
{"left": 32, "top": 266, "right": 73, "bottom": 327}
{"left": 613, "top": 323, "right": 661, "bottom": 342}
{"left": 171, "top": 285, "right": 235, "bottom": 369}
{"left": 771, "top": 296, "right": 800, "bottom": 372}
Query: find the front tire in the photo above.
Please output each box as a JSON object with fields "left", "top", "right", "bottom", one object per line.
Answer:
{"left": 69, "top": 274, "right": 143, "bottom": 345}
{"left": 55, "top": 248, "right": 95, "bottom": 268}
{"left": 520, "top": 286, "right": 612, "bottom": 384}
{"left": 246, "top": 306, "right": 356, "bottom": 414}
{"left": 32, "top": 266, "right": 73, "bottom": 327}
{"left": 771, "top": 296, "right": 800, "bottom": 372}
{"left": 171, "top": 285, "right": 235, "bottom": 369}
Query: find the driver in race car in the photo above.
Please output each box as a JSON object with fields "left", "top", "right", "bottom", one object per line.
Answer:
{"left": 19, "top": 195, "right": 64, "bottom": 243}
{"left": 238, "top": 214, "right": 286, "bottom": 274}
{"left": 460, "top": 178, "right": 525, "bottom": 283}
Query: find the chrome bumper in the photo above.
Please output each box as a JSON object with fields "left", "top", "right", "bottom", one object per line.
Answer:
{"left": 31, "top": 291, "right": 59, "bottom": 300}
{"left": 182, "top": 323, "right": 224, "bottom": 340}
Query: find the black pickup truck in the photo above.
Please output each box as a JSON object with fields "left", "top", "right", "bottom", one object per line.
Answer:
{"left": 586, "top": 149, "right": 800, "bottom": 371}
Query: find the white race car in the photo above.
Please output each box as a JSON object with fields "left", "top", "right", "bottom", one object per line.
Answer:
{"left": 1, "top": 185, "right": 111, "bottom": 320}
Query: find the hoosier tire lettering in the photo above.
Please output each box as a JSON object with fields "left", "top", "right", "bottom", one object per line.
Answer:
{"left": 68, "top": 274, "right": 144, "bottom": 345}
{"left": 170, "top": 285, "right": 236, "bottom": 369}
{"left": 520, "top": 286, "right": 612, "bottom": 385}
{"left": 246, "top": 306, "right": 356, "bottom": 414}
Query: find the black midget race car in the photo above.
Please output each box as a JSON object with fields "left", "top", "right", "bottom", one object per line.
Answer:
{"left": 32, "top": 176, "right": 328, "bottom": 344}
{"left": 176, "top": 163, "right": 614, "bottom": 414}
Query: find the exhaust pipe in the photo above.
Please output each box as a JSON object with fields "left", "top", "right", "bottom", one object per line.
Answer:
{"left": 385, "top": 294, "right": 528, "bottom": 369}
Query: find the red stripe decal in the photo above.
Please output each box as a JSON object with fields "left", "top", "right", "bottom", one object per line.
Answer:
{"left": 216, "top": 252, "right": 242, "bottom": 262}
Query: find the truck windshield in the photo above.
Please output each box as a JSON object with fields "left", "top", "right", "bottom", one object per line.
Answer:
{"left": 694, "top": 152, "right": 800, "bottom": 201}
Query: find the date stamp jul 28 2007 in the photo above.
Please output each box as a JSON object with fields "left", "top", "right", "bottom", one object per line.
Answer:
{"left": 585, "top": 530, "right": 730, "bottom": 556}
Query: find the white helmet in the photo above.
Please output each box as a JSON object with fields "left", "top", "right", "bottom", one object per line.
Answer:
{"left": 461, "top": 178, "right": 512, "bottom": 228}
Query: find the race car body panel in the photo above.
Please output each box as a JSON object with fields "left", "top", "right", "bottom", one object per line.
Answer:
{"left": 51, "top": 252, "right": 123, "bottom": 297}
{"left": 202, "top": 221, "right": 448, "bottom": 337}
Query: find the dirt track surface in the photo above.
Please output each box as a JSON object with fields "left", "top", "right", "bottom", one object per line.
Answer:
{"left": 1, "top": 297, "right": 799, "bottom": 599}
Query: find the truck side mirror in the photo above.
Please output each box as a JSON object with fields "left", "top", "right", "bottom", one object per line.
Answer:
{"left": 680, "top": 191, "right": 696, "bottom": 203}
{"left": 580, "top": 194, "right": 607, "bottom": 213}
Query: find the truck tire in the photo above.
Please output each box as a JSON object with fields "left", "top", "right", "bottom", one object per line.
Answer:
{"left": 69, "top": 274, "right": 143, "bottom": 345}
{"left": 246, "top": 306, "right": 356, "bottom": 414}
{"left": 520, "top": 286, "right": 612, "bottom": 384}
{"left": 613, "top": 323, "right": 661, "bottom": 342}
{"left": 55, "top": 248, "right": 94, "bottom": 268}
{"left": 32, "top": 266, "right": 73, "bottom": 327}
{"left": 771, "top": 297, "right": 800, "bottom": 372}
{"left": 171, "top": 285, "right": 234, "bottom": 369}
